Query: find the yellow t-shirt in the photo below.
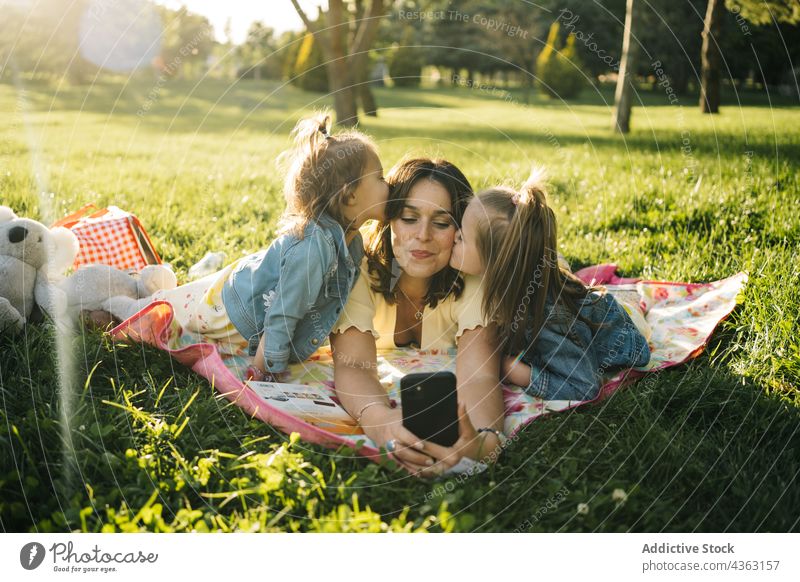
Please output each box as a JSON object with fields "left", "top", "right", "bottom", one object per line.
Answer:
{"left": 333, "top": 262, "right": 487, "bottom": 350}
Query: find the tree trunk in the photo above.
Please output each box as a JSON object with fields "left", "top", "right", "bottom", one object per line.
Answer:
{"left": 291, "top": 0, "right": 385, "bottom": 126}
{"left": 699, "top": 0, "right": 725, "bottom": 113}
{"left": 327, "top": 0, "right": 358, "bottom": 126}
{"left": 290, "top": 0, "right": 357, "bottom": 126}
{"left": 349, "top": 0, "right": 385, "bottom": 117}
{"left": 358, "top": 83, "right": 378, "bottom": 116}
{"left": 326, "top": 65, "right": 359, "bottom": 127}
{"left": 612, "top": 0, "right": 637, "bottom": 134}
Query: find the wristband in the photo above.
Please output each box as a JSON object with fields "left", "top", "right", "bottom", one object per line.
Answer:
{"left": 476, "top": 427, "right": 508, "bottom": 447}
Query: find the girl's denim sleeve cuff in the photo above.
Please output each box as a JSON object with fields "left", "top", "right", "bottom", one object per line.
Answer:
{"left": 263, "top": 350, "right": 290, "bottom": 374}
{"left": 524, "top": 364, "right": 550, "bottom": 399}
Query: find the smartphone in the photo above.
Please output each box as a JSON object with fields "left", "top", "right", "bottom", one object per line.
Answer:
{"left": 400, "top": 371, "right": 459, "bottom": 447}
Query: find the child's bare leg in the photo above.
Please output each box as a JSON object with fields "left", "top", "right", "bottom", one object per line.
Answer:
{"left": 501, "top": 356, "right": 532, "bottom": 386}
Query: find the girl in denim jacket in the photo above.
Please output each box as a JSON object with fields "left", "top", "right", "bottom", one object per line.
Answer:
{"left": 450, "top": 170, "right": 650, "bottom": 401}
{"left": 233, "top": 113, "right": 389, "bottom": 379}
{"left": 106, "top": 113, "right": 388, "bottom": 380}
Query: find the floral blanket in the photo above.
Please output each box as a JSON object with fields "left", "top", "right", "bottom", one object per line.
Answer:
{"left": 111, "top": 265, "right": 747, "bottom": 461}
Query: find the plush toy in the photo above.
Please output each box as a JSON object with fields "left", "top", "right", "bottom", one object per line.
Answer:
{"left": 59, "top": 263, "right": 177, "bottom": 322}
{"left": 0, "top": 206, "right": 79, "bottom": 333}
{"left": 0, "top": 205, "right": 177, "bottom": 333}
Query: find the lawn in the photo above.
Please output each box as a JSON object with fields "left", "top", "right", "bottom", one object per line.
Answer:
{"left": 1, "top": 75, "right": 798, "bottom": 532}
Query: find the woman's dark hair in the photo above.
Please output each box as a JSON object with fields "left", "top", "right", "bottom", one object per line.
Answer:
{"left": 364, "top": 157, "right": 473, "bottom": 308}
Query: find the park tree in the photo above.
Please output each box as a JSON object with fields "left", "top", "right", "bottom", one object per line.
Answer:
{"left": 723, "top": 16, "right": 800, "bottom": 88}
{"left": 351, "top": 0, "right": 385, "bottom": 116}
{"left": 636, "top": 0, "right": 706, "bottom": 95}
{"left": 699, "top": 0, "right": 726, "bottom": 112}
{"left": 727, "top": 0, "right": 800, "bottom": 24}
{"left": 291, "top": 32, "right": 329, "bottom": 92}
{"left": 536, "top": 22, "right": 585, "bottom": 99}
{"left": 464, "top": 0, "right": 548, "bottom": 97}
{"left": 419, "top": 0, "right": 496, "bottom": 84}
{"left": 156, "top": 5, "right": 214, "bottom": 79}
{"left": 237, "top": 22, "right": 282, "bottom": 81}
{"left": 0, "top": 0, "right": 95, "bottom": 82}
{"left": 701, "top": 0, "right": 800, "bottom": 113}
{"left": 612, "top": 0, "right": 638, "bottom": 133}
{"left": 290, "top": 0, "right": 387, "bottom": 126}
{"left": 389, "top": 29, "right": 425, "bottom": 87}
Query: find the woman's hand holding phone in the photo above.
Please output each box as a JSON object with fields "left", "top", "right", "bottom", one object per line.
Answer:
{"left": 359, "top": 405, "right": 439, "bottom": 476}
{"left": 362, "top": 402, "right": 487, "bottom": 478}
{"left": 412, "top": 403, "right": 494, "bottom": 473}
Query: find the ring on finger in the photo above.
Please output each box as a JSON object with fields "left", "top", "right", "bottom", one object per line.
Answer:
{"left": 386, "top": 439, "right": 397, "bottom": 453}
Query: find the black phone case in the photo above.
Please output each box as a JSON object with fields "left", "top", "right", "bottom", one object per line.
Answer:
{"left": 400, "top": 371, "right": 459, "bottom": 447}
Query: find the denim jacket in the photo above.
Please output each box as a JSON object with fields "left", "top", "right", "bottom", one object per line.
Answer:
{"left": 222, "top": 213, "right": 363, "bottom": 373}
{"left": 520, "top": 291, "right": 651, "bottom": 401}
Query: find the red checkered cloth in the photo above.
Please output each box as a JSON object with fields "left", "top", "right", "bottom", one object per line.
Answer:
{"left": 53, "top": 205, "right": 162, "bottom": 272}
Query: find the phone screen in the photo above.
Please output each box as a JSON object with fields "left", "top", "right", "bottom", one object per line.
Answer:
{"left": 400, "top": 371, "right": 459, "bottom": 447}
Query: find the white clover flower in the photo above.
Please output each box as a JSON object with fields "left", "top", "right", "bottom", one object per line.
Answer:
{"left": 612, "top": 488, "right": 628, "bottom": 503}
{"left": 576, "top": 503, "right": 589, "bottom": 515}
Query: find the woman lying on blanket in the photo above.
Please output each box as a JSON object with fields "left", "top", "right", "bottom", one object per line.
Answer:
{"left": 450, "top": 169, "right": 651, "bottom": 402}
{"left": 330, "top": 158, "right": 507, "bottom": 478}
{"left": 102, "top": 113, "right": 389, "bottom": 370}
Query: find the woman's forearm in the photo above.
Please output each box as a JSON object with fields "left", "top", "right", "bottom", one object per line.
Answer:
{"left": 456, "top": 326, "right": 505, "bottom": 433}
{"left": 330, "top": 330, "right": 390, "bottom": 424}
{"left": 334, "top": 364, "right": 390, "bottom": 421}
{"left": 458, "top": 376, "right": 505, "bottom": 432}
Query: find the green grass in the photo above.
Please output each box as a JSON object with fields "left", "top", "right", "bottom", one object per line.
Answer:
{"left": 1, "top": 76, "right": 798, "bottom": 532}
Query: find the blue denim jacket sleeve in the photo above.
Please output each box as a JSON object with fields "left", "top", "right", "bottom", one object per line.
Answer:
{"left": 261, "top": 231, "right": 332, "bottom": 373}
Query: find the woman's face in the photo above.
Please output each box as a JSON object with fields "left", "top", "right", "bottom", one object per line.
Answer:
{"left": 390, "top": 179, "right": 457, "bottom": 280}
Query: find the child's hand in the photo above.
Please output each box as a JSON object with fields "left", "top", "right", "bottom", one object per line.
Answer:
{"left": 244, "top": 365, "right": 266, "bottom": 382}
{"left": 244, "top": 366, "right": 291, "bottom": 383}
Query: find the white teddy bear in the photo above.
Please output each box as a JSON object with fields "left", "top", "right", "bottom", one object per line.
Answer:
{"left": 0, "top": 205, "right": 177, "bottom": 333}
{"left": 60, "top": 263, "right": 177, "bottom": 322}
{"left": 0, "top": 206, "right": 78, "bottom": 332}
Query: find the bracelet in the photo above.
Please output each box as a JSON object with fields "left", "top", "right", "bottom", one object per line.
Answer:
{"left": 476, "top": 427, "right": 509, "bottom": 447}
{"left": 355, "top": 400, "right": 389, "bottom": 425}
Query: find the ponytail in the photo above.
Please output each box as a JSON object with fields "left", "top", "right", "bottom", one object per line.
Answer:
{"left": 289, "top": 112, "right": 331, "bottom": 157}
{"left": 477, "top": 169, "right": 593, "bottom": 353}
{"left": 279, "top": 110, "right": 376, "bottom": 236}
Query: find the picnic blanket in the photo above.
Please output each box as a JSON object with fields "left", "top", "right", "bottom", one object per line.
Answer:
{"left": 110, "top": 265, "right": 748, "bottom": 462}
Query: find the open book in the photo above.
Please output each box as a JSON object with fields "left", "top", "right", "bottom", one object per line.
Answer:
{"left": 246, "top": 381, "right": 364, "bottom": 435}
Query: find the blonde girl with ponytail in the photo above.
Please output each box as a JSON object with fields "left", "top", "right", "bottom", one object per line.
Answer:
{"left": 238, "top": 112, "right": 390, "bottom": 379}
{"left": 450, "top": 169, "right": 650, "bottom": 401}
{"left": 105, "top": 112, "right": 389, "bottom": 381}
